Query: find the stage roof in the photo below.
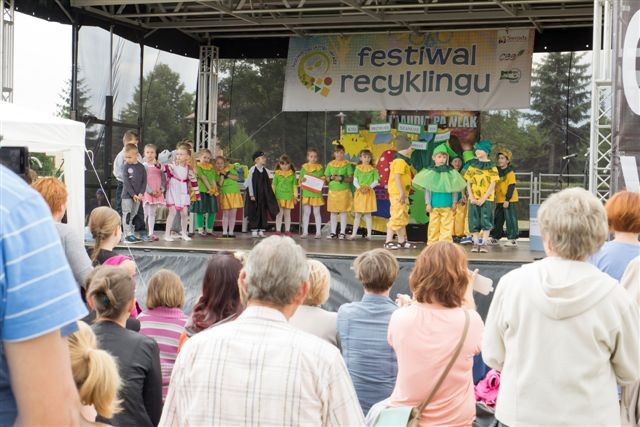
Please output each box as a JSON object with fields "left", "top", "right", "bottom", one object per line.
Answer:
{"left": 18, "top": 0, "right": 595, "bottom": 58}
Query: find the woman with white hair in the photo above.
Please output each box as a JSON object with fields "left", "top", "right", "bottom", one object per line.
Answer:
{"left": 483, "top": 187, "right": 640, "bottom": 427}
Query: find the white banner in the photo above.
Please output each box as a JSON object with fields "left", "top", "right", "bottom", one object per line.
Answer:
{"left": 283, "top": 30, "right": 534, "bottom": 111}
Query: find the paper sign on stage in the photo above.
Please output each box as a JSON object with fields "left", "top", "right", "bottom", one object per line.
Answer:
{"left": 301, "top": 175, "right": 324, "bottom": 193}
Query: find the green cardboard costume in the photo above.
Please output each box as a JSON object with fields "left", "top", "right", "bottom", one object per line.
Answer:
{"left": 491, "top": 147, "right": 519, "bottom": 240}
{"left": 463, "top": 140, "right": 499, "bottom": 233}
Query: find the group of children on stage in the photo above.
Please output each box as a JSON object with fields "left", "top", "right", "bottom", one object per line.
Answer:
{"left": 116, "top": 130, "right": 519, "bottom": 252}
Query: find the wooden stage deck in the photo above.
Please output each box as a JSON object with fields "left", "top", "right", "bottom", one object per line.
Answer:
{"left": 117, "top": 234, "right": 540, "bottom": 264}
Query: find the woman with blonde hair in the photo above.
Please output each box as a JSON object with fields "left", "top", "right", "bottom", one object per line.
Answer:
{"left": 68, "top": 321, "right": 122, "bottom": 422}
{"left": 483, "top": 188, "right": 640, "bottom": 427}
{"left": 87, "top": 206, "right": 124, "bottom": 266}
{"left": 289, "top": 259, "right": 338, "bottom": 346}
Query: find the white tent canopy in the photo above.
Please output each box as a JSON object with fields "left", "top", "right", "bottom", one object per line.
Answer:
{"left": 0, "top": 101, "right": 86, "bottom": 233}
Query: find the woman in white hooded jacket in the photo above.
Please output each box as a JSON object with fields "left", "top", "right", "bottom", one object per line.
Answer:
{"left": 483, "top": 188, "right": 640, "bottom": 427}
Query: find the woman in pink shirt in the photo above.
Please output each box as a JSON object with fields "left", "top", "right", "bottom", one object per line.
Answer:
{"left": 387, "top": 242, "right": 483, "bottom": 427}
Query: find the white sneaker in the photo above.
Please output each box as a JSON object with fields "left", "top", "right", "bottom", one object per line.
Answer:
{"left": 163, "top": 233, "right": 174, "bottom": 242}
{"left": 487, "top": 238, "right": 500, "bottom": 246}
{"left": 181, "top": 233, "right": 192, "bottom": 241}
{"left": 258, "top": 230, "right": 266, "bottom": 238}
{"left": 504, "top": 240, "right": 518, "bottom": 247}
{"left": 315, "top": 233, "right": 322, "bottom": 239}
{"left": 251, "top": 230, "right": 259, "bottom": 238}
{"left": 300, "top": 233, "right": 308, "bottom": 239}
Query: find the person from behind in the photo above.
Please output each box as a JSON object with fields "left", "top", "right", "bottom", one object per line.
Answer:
{"left": 337, "top": 248, "right": 400, "bottom": 414}
{"left": 0, "top": 165, "right": 89, "bottom": 426}
{"left": 88, "top": 206, "right": 123, "bottom": 266}
{"left": 89, "top": 266, "right": 163, "bottom": 427}
{"left": 289, "top": 260, "right": 338, "bottom": 347}
{"left": 67, "top": 320, "right": 122, "bottom": 423}
{"left": 483, "top": 188, "right": 640, "bottom": 427}
{"left": 138, "top": 269, "right": 188, "bottom": 400}
{"left": 32, "top": 176, "right": 93, "bottom": 288}
{"left": 161, "top": 236, "right": 364, "bottom": 426}
{"left": 179, "top": 252, "right": 244, "bottom": 350}
{"left": 590, "top": 190, "right": 640, "bottom": 281}
{"left": 383, "top": 242, "right": 483, "bottom": 426}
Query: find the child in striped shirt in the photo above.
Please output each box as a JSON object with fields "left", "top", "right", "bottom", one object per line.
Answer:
{"left": 138, "top": 269, "right": 188, "bottom": 401}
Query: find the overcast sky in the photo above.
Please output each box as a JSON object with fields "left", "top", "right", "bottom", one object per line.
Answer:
{"left": 13, "top": 12, "right": 198, "bottom": 118}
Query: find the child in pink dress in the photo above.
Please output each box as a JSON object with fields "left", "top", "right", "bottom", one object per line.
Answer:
{"left": 164, "top": 143, "right": 199, "bottom": 241}
{"left": 142, "top": 144, "right": 166, "bottom": 241}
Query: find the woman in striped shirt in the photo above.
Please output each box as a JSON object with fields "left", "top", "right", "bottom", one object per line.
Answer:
{"left": 138, "top": 269, "right": 188, "bottom": 400}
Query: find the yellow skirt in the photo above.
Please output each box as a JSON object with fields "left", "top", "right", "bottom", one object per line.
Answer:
{"left": 278, "top": 198, "right": 295, "bottom": 209}
{"left": 301, "top": 196, "right": 325, "bottom": 207}
{"left": 220, "top": 192, "right": 244, "bottom": 209}
{"left": 387, "top": 194, "right": 409, "bottom": 231}
{"left": 327, "top": 189, "right": 353, "bottom": 213}
{"left": 353, "top": 188, "right": 377, "bottom": 213}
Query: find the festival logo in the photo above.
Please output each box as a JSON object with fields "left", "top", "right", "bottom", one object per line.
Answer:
{"left": 498, "top": 34, "right": 528, "bottom": 44}
{"left": 500, "top": 69, "right": 522, "bottom": 83}
{"left": 296, "top": 49, "right": 336, "bottom": 97}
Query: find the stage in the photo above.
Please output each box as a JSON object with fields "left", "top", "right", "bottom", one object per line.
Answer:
{"left": 115, "top": 234, "right": 541, "bottom": 321}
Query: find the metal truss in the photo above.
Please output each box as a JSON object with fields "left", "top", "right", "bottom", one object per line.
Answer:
{"left": 1, "top": 0, "right": 14, "bottom": 102}
{"left": 68, "top": 0, "right": 595, "bottom": 40}
{"left": 196, "top": 45, "right": 219, "bottom": 154}
{"left": 588, "top": 0, "right": 613, "bottom": 201}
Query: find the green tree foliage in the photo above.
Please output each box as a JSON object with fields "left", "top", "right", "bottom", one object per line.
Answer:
{"left": 121, "top": 63, "right": 195, "bottom": 152}
{"left": 529, "top": 52, "right": 590, "bottom": 173}
{"left": 226, "top": 124, "right": 257, "bottom": 165}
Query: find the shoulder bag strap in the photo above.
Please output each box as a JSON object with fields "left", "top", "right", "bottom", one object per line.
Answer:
{"left": 415, "top": 309, "right": 471, "bottom": 414}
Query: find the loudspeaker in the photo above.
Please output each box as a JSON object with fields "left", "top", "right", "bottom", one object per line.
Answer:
{"left": 406, "top": 223, "right": 427, "bottom": 243}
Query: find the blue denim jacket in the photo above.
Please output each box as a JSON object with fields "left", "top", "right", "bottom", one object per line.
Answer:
{"left": 337, "top": 294, "right": 398, "bottom": 414}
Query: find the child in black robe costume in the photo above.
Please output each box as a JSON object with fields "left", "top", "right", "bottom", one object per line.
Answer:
{"left": 245, "top": 151, "right": 279, "bottom": 237}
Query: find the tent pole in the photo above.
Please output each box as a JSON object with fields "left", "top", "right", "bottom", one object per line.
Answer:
{"left": 70, "top": 23, "right": 79, "bottom": 120}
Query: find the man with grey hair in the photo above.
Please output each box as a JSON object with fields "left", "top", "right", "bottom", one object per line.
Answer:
{"left": 160, "top": 236, "right": 364, "bottom": 426}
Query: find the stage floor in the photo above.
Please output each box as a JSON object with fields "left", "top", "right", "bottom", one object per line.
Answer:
{"left": 117, "top": 233, "right": 539, "bottom": 264}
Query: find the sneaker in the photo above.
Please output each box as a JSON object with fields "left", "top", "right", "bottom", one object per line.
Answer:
{"left": 479, "top": 245, "right": 489, "bottom": 253}
{"left": 140, "top": 234, "right": 152, "bottom": 242}
{"left": 487, "top": 238, "right": 500, "bottom": 246}
{"left": 300, "top": 233, "right": 309, "bottom": 239}
{"left": 471, "top": 244, "right": 480, "bottom": 253}
{"left": 228, "top": 233, "right": 236, "bottom": 238}
{"left": 459, "top": 236, "right": 473, "bottom": 245}
{"left": 258, "top": 230, "right": 266, "bottom": 238}
{"left": 163, "top": 233, "right": 174, "bottom": 242}
{"left": 315, "top": 233, "right": 322, "bottom": 239}
{"left": 198, "top": 231, "right": 207, "bottom": 237}
{"left": 327, "top": 233, "right": 337, "bottom": 239}
{"left": 347, "top": 234, "right": 357, "bottom": 240}
{"left": 504, "top": 240, "right": 518, "bottom": 247}
{"left": 124, "top": 235, "right": 139, "bottom": 244}
{"left": 221, "top": 234, "right": 229, "bottom": 238}
{"left": 150, "top": 234, "right": 159, "bottom": 242}
{"left": 181, "top": 233, "right": 192, "bottom": 241}
{"left": 338, "top": 233, "right": 346, "bottom": 240}
{"left": 251, "top": 230, "right": 259, "bottom": 238}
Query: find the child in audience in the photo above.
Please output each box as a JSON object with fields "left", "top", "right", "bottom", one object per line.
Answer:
{"left": 164, "top": 142, "right": 199, "bottom": 242}
{"left": 138, "top": 269, "right": 188, "bottom": 401}
{"left": 121, "top": 143, "right": 147, "bottom": 243}
{"left": 350, "top": 149, "right": 379, "bottom": 240}
{"left": 245, "top": 151, "right": 278, "bottom": 238}
{"left": 68, "top": 321, "right": 122, "bottom": 423}
{"left": 272, "top": 155, "right": 297, "bottom": 235}
{"left": 190, "top": 149, "right": 218, "bottom": 237}
{"left": 490, "top": 147, "right": 519, "bottom": 247}
{"left": 216, "top": 156, "right": 243, "bottom": 238}
{"left": 289, "top": 260, "right": 338, "bottom": 346}
{"left": 88, "top": 206, "right": 123, "bottom": 266}
{"left": 385, "top": 135, "right": 414, "bottom": 250}
{"left": 413, "top": 144, "right": 466, "bottom": 245}
{"left": 299, "top": 148, "right": 325, "bottom": 239}
{"left": 463, "top": 140, "right": 499, "bottom": 253}
{"left": 142, "top": 144, "right": 165, "bottom": 241}
{"left": 337, "top": 248, "right": 399, "bottom": 413}
{"left": 450, "top": 156, "right": 469, "bottom": 243}
{"left": 325, "top": 144, "right": 354, "bottom": 239}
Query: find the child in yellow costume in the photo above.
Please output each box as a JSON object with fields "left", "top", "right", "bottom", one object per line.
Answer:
{"left": 299, "top": 148, "right": 325, "bottom": 239}
{"left": 272, "top": 155, "right": 297, "bottom": 235}
{"left": 325, "top": 144, "right": 354, "bottom": 239}
{"left": 350, "top": 149, "right": 379, "bottom": 240}
{"left": 413, "top": 144, "right": 467, "bottom": 245}
{"left": 463, "top": 140, "right": 500, "bottom": 253}
{"left": 450, "top": 155, "right": 468, "bottom": 242}
{"left": 384, "top": 135, "right": 415, "bottom": 250}
{"left": 489, "top": 147, "right": 519, "bottom": 247}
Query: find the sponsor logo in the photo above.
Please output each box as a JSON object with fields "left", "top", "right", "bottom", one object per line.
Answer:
{"left": 296, "top": 48, "right": 336, "bottom": 97}
{"left": 498, "top": 34, "right": 528, "bottom": 44}
{"left": 500, "top": 69, "right": 522, "bottom": 83}
{"left": 499, "top": 49, "right": 526, "bottom": 61}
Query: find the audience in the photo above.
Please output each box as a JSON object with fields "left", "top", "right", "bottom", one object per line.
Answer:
{"left": 32, "top": 176, "right": 93, "bottom": 288}
{"left": 483, "top": 188, "right": 640, "bottom": 426}
{"left": 138, "top": 269, "right": 188, "bottom": 400}
{"left": 289, "top": 260, "right": 338, "bottom": 346}
{"left": 590, "top": 190, "right": 640, "bottom": 280}
{"left": 179, "top": 252, "right": 244, "bottom": 349}
{"left": 381, "top": 242, "right": 483, "bottom": 426}
{"left": 160, "top": 236, "right": 364, "bottom": 426}
{"left": 621, "top": 256, "right": 640, "bottom": 307}
{"left": 0, "top": 165, "right": 89, "bottom": 426}
{"left": 67, "top": 321, "right": 122, "bottom": 423}
{"left": 88, "top": 206, "right": 125, "bottom": 265}
{"left": 88, "top": 266, "right": 163, "bottom": 427}
{"left": 337, "top": 248, "right": 399, "bottom": 414}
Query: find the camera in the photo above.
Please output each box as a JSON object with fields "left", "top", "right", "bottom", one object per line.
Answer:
{"left": 0, "top": 145, "right": 30, "bottom": 178}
